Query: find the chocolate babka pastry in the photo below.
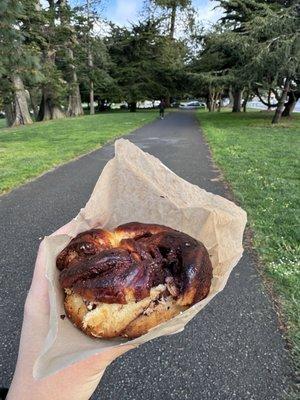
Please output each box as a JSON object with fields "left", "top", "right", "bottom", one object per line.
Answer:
{"left": 57, "top": 222, "right": 212, "bottom": 339}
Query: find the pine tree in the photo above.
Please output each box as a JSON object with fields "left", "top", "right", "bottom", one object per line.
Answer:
{"left": 37, "top": 0, "right": 66, "bottom": 121}
{"left": 58, "top": 0, "right": 84, "bottom": 117}
{"left": 106, "top": 19, "right": 188, "bottom": 110}
{"left": 0, "top": 0, "right": 37, "bottom": 126}
{"left": 152, "top": 0, "right": 192, "bottom": 38}
{"left": 75, "top": 0, "right": 103, "bottom": 115}
{"left": 198, "top": 0, "right": 300, "bottom": 120}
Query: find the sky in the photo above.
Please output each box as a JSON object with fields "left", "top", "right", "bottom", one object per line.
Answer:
{"left": 97, "top": 0, "right": 223, "bottom": 28}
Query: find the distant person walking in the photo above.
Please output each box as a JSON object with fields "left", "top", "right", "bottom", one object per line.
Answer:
{"left": 159, "top": 99, "right": 166, "bottom": 119}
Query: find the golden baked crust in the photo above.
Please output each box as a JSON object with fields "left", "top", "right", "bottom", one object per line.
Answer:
{"left": 64, "top": 288, "right": 188, "bottom": 339}
{"left": 57, "top": 222, "right": 212, "bottom": 339}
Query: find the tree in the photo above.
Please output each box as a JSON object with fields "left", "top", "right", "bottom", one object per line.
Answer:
{"left": 0, "top": 0, "right": 37, "bottom": 126}
{"left": 106, "top": 20, "right": 188, "bottom": 110}
{"left": 215, "top": 0, "right": 269, "bottom": 112}
{"left": 37, "top": 1, "right": 66, "bottom": 121}
{"left": 85, "top": 0, "right": 95, "bottom": 114}
{"left": 216, "top": 0, "right": 300, "bottom": 122}
{"left": 58, "top": 0, "right": 84, "bottom": 117}
{"left": 190, "top": 27, "right": 250, "bottom": 112}
{"left": 78, "top": 35, "right": 116, "bottom": 109}
{"left": 153, "top": 0, "right": 191, "bottom": 38}
{"left": 75, "top": 0, "right": 104, "bottom": 115}
{"left": 242, "top": 2, "right": 300, "bottom": 123}
{"left": 282, "top": 81, "right": 300, "bottom": 117}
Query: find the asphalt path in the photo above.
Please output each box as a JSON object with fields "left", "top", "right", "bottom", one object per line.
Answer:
{"left": 0, "top": 111, "right": 293, "bottom": 399}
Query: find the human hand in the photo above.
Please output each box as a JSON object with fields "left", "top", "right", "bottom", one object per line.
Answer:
{"left": 7, "top": 222, "right": 135, "bottom": 400}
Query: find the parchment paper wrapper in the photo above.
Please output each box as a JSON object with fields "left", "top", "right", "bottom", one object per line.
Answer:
{"left": 34, "top": 139, "right": 247, "bottom": 379}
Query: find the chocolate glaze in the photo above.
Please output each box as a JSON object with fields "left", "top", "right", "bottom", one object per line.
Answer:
{"left": 57, "top": 223, "right": 212, "bottom": 305}
{"left": 56, "top": 229, "right": 113, "bottom": 271}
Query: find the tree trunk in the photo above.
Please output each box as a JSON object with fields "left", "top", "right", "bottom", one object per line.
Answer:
{"left": 89, "top": 78, "right": 95, "bottom": 114}
{"left": 282, "top": 91, "right": 299, "bottom": 117}
{"left": 38, "top": 89, "right": 65, "bottom": 121}
{"left": 37, "top": 90, "right": 65, "bottom": 122}
{"left": 232, "top": 87, "right": 242, "bottom": 112}
{"left": 212, "top": 96, "right": 216, "bottom": 112}
{"left": 86, "top": 0, "right": 95, "bottom": 115}
{"left": 242, "top": 90, "right": 249, "bottom": 112}
{"left": 38, "top": 91, "right": 52, "bottom": 121}
{"left": 169, "top": 5, "right": 176, "bottom": 39}
{"left": 217, "top": 93, "right": 222, "bottom": 112}
{"left": 37, "top": 48, "right": 65, "bottom": 121}
{"left": 214, "top": 91, "right": 220, "bottom": 112}
{"left": 58, "top": 0, "right": 83, "bottom": 117}
{"left": 272, "top": 79, "right": 290, "bottom": 124}
{"left": 208, "top": 96, "right": 213, "bottom": 112}
{"left": 4, "top": 103, "right": 15, "bottom": 127}
{"left": 227, "top": 85, "right": 233, "bottom": 108}
{"left": 211, "top": 89, "right": 220, "bottom": 111}
{"left": 206, "top": 96, "right": 211, "bottom": 112}
{"left": 208, "top": 87, "right": 216, "bottom": 112}
{"left": 67, "top": 48, "right": 84, "bottom": 117}
{"left": 7, "top": 75, "right": 33, "bottom": 127}
{"left": 88, "top": 47, "right": 95, "bottom": 115}
{"left": 29, "top": 90, "right": 39, "bottom": 120}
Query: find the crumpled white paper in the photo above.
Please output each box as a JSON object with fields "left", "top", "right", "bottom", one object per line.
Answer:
{"left": 33, "top": 139, "right": 247, "bottom": 379}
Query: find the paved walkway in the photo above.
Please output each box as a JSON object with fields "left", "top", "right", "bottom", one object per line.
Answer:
{"left": 0, "top": 111, "right": 292, "bottom": 399}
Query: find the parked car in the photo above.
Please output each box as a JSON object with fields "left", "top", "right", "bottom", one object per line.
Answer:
{"left": 179, "top": 101, "right": 206, "bottom": 109}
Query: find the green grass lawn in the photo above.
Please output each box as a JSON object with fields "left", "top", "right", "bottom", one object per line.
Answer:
{"left": 197, "top": 110, "right": 300, "bottom": 367}
{"left": 0, "top": 111, "right": 157, "bottom": 194}
{"left": 0, "top": 119, "right": 6, "bottom": 129}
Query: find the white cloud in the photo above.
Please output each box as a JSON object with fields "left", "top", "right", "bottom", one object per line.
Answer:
{"left": 110, "top": 0, "right": 140, "bottom": 26}
{"left": 39, "top": 0, "right": 48, "bottom": 7}
{"left": 196, "top": 1, "right": 224, "bottom": 28}
{"left": 106, "top": 0, "right": 223, "bottom": 31}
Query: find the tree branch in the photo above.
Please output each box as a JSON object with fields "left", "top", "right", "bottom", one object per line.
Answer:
{"left": 254, "top": 87, "right": 278, "bottom": 108}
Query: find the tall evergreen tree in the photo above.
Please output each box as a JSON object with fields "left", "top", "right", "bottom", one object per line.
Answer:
{"left": 217, "top": 0, "right": 299, "bottom": 121}
{"left": 0, "top": 0, "right": 37, "bottom": 126}
{"left": 37, "top": 0, "right": 66, "bottom": 121}
{"left": 243, "top": 2, "right": 300, "bottom": 123}
{"left": 75, "top": 0, "right": 104, "bottom": 114}
{"left": 58, "top": 0, "right": 84, "bottom": 117}
{"left": 153, "top": 0, "right": 191, "bottom": 38}
{"left": 58, "top": 0, "right": 83, "bottom": 117}
{"left": 107, "top": 19, "right": 187, "bottom": 110}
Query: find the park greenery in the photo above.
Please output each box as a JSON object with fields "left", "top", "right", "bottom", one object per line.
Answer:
{"left": 198, "top": 109, "right": 300, "bottom": 371}
{"left": 0, "top": 110, "right": 157, "bottom": 193}
{"left": 0, "top": 0, "right": 299, "bottom": 127}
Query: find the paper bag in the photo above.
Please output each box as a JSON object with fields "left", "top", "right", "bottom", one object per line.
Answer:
{"left": 33, "top": 139, "right": 247, "bottom": 379}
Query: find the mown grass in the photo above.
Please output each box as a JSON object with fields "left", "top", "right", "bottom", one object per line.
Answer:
{"left": 0, "top": 119, "right": 6, "bottom": 129}
{"left": 197, "top": 110, "right": 300, "bottom": 368}
{"left": 0, "top": 111, "right": 157, "bottom": 194}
